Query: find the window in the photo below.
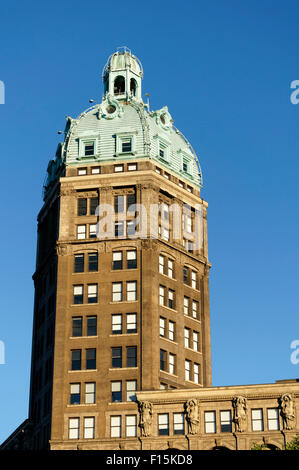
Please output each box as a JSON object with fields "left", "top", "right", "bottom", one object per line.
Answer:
{"left": 128, "top": 163, "right": 137, "bottom": 171}
{"left": 88, "top": 253, "right": 98, "bottom": 271}
{"left": 110, "top": 416, "right": 121, "bottom": 438}
{"left": 91, "top": 166, "right": 100, "bottom": 174}
{"left": 127, "top": 221, "right": 136, "bottom": 237}
{"left": 159, "top": 286, "right": 165, "bottom": 306}
{"left": 158, "top": 414, "right": 169, "bottom": 436}
{"left": 205, "top": 411, "right": 216, "bottom": 433}
{"left": 112, "top": 347, "right": 122, "bottom": 368}
{"left": 160, "top": 350, "right": 167, "bottom": 371}
{"left": 74, "top": 254, "right": 84, "bottom": 273}
{"left": 168, "top": 259, "right": 174, "bottom": 278}
{"left": 127, "top": 313, "right": 137, "bottom": 333}
{"left": 87, "top": 316, "right": 97, "bottom": 336}
{"left": 86, "top": 348, "right": 96, "bottom": 369}
{"left": 183, "top": 267, "right": 188, "bottom": 284}
{"left": 169, "top": 321, "right": 175, "bottom": 341}
{"left": 69, "top": 418, "right": 80, "bottom": 439}
{"left": 168, "top": 290, "right": 175, "bottom": 309}
{"left": 90, "top": 197, "right": 98, "bottom": 215}
{"left": 71, "top": 350, "right": 81, "bottom": 371}
{"left": 78, "top": 168, "right": 87, "bottom": 176}
{"left": 72, "top": 317, "right": 82, "bottom": 337}
{"left": 174, "top": 413, "right": 185, "bottom": 435}
{"left": 252, "top": 409, "right": 264, "bottom": 431}
{"left": 194, "top": 363, "right": 200, "bottom": 384}
{"left": 85, "top": 383, "right": 95, "bottom": 404}
{"left": 77, "top": 225, "right": 86, "bottom": 240}
{"left": 193, "top": 331, "right": 199, "bottom": 351}
{"left": 169, "top": 353, "right": 175, "bottom": 374}
{"left": 70, "top": 384, "right": 80, "bottom": 405}
{"left": 127, "top": 281, "right": 137, "bottom": 301}
{"left": 191, "top": 271, "right": 197, "bottom": 289}
{"left": 84, "top": 141, "right": 95, "bottom": 156}
{"left": 127, "top": 346, "right": 137, "bottom": 367}
{"left": 184, "top": 328, "right": 190, "bottom": 348}
{"left": 159, "top": 255, "right": 165, "bottom": 274}
{"left": 126, "top": 415, "right": 137, "bottom": 437}
{"left": 220, "top": 411, "right": 232, "bottom": 433}
{"left": 87, "top": 284, "right": 98, "bottom": 303}
{"left": 192, "top": 300, "right": 198, "bottom": 319}
{"left": 112, "top": 282, "right": 122, "bottom": 302}
{"left": 114, "top": 164, "right": 124, "bottom": 173}
{"left": 184, "top": 297, "right": 189, "bottom": 316}
{"left": 160, "top": 317, "right": 165, "bottom": 337}
{"left": 83, "top": 417, "right": 95, "bottom": 439}
{"left": 113, "top": 252, "right": 123, "bottom": 270}
{"left": 73, "top": 285, "right": 83, "bottom": 304}
{"left": 126, "top": 380, "right": 137, "bottom": 402}
{"left": 114, "top": 195, "right": 125, "bottom": 213}
{"left": 89, "top": 224, "right": 97, "bottom": 239}
{"left": 121, "top": 138, "right": 132, "bottom": 153}
{"left": 112, "top": 314, "right": 123, "bottom": 334}
{"left": 78, "top": 199, "right": 87, "bottom": 216}
{"left": 267, "top": 408, "right": 279, "bottom": 431}
{"left": 111, "top": 381, "right": 122, "bottom": 402}
{"left": 114, "top": 221, "right": 124, "bottom": 237}
{"left": 127, "top": 250, "right": 137, "bottom": 269}
{"left": 185, "top": 360, "right": 191, "bottom": 381}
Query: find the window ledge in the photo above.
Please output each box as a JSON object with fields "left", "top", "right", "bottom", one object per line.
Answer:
{"left": 69, "top": 336, "right": 98, "bottom": 339}
{"left": 109, "top": 367, "right": 138, "bottom": 371}
{"left": 68, "top": 369, "right": 98, "bottom": 373}
{"left": 109, "top": 333, "right": 138, "bottom": 338}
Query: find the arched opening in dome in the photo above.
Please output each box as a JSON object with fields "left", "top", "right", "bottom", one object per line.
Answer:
{"left": 114, "top": 76, "right": 125, "bottom": 95}
{"left": 130, "top": 78, "right": 137, "bottom": 96}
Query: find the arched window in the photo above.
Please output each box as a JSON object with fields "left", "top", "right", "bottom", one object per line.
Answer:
{"left": 114, "top": 76, "right": 125, "bottom": 95}
{"left": 130, "top": 78, "right": 137, "bottom": 96}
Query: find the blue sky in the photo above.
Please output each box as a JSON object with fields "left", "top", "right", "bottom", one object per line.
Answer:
{"left": 0, "top": 0, "right": 299, "bottom": 443}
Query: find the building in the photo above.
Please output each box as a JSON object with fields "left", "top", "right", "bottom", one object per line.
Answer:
{"left": 1, "top": 48, "right": 298, "bottom": 451}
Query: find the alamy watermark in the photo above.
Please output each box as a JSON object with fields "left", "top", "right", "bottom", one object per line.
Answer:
{"left": 0, "top": 340, "right": 5, "bottom": 364}
{"left": 290, "top": 340, "right": 299, "bottom": 365}
{"left": 0, "top": 81, "right": 4, "bottom": 104}
{"left": 290, "top": 80, "right": 299, "bottom": 104}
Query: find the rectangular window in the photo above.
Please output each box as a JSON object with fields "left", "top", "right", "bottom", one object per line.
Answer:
{"left": 126, "top": 415, "right": 137, "bottom": 437}
{"left": 112, "top": 347, "right": 122, "bottom": 368}
{"left": 127, "top": 250, "right": 137, "bottom": 269}
{"left": 77, "top": 225, "right": 86, "bottom": 240}
{"left": 191, "top": 271, "right": 197, "bottom": 289}
{"left": 169, "top": 321, "right": 175, "bottom": 341}
{"left": 91, "top": 167, "right": 100, "bottom": 174}
{"left": 122, "top": 138, "right": 132, "bottom": 153}
{"left": 127, "top": 346, "right": 137, "bottom": 367}
{"left": 185, "top": 360, "right": 191, "bottom": 381}
{"left": 158, "top": 414, "right": 169, "bottom": 436}
{"left": 71, "top": 350, "right": 81, "bottom": 371}
{"left": 83, "top": 417, "right": 95, "bottom": 439}
{"left": 114, "top": 164, "right": 124, "bottom": 173}
{"left": 168, "top": 290, "right": 175, "bottom": 309}
{"left": 90, "top": 197, "right": 98, "bottom": 215}
{"left": 184, "top": 297, "right": 189, "bottom": 316}
{"left": 220, "top": 410, "right": 232, "bottom": 433}
{"left": 73, "top": 285, "right": 83, "bottom": 304}
{"left": 84, "top": 141, "right": 95, "bottom": 156}
{"left": 267, "top": 408, "right": 280, "bottom": 431}
{"left": 69, "top": 418, "right": 80, "bottom": 439}
{"left": 159, "top": 317, "right": 165, "bottom": 337}
{"left": 87, "top": 316, "right": 97, "bottom": 336}
{"left": 159, "top": 286, "right": 165, "bottom": 306}
{"left": 192, "top": 300, "right": 198, "bottom": 319}
{"left": 126, "top": 380, "right": 137, "bottom": 402}
{"left": 70, "top": 384, "right": 80, "bottom": 405}
{"left": 72, "top": 317, "right": 82, "bottom": 337}
{"left": 184, "top": 328, "right": 190, "bottom": 348}
{"left": 114, "top": 221, "right": 124, "bottom": 237}
{"left": 127, "top": 193, "right": 136, "bottom": 212}
{"left": 88, "top": 253, "right": 98, "bottom": 271}
{"left": 252, "top": 409, "right": 264, "bottom": 431}
{"left": 183, "top": 160, "right": 188, "bottom": 173}
{"left": 85, "top": 383, "right": 95, "bottom": 404}
{"left": 78, "top": 167, "right": 87, "bottom": 176}
{"left": 127, "top": 220, "right": 136, "bottom": 236}
{"left": 169, "top": 353, "right": 175, "bottom": 374}
{"left": 112, "top": 314, "right": 122, "bottom": 334}
{"left": 111, "top": 381, "right": 122, "bottom": 402}
{"left": 78, "top": 198, "right": 87, "bottom": 216}
{"left": 205, "top": 411, "right": 216, "bottom": 433}
{"left": 127, "top": 313, "right": 137, "bottom": 333}
{"left": 127, "top": 281, "right": 137, "bottom": 301}
{"left": 87, "top": 284, "right": 98, "bottom": 303}
{"left": 174, "top": 413, "right": 185, "bottom": 435}
{"left": 74, "top": 254, "right": 84, "bottom": 273}
{"left": 193, "top": 331, "right": 199, "bottom": 351}
{"left": 159, "top": 255, "right": 165, "bottom": 274}
{"left": 168, "top": 259, "right": 174, "bottom": 278}
{"left": 194, "top": 363, "right": 200, "bottom": 384}
{"left": 112, "top": 282, "right": 122, "bottom": 302}
{"left": 128, "top": 163, "right": 137, "bottom": 171}
{"left": 114, "top": 195, "right": 125, "bottom": 214}
{"left": 110, "top": 416, "right": 121, "bottom": 438}
{"left": 160, "top": 349, "right": 166, "bottom": 371}
{"left": 113, "top": 251, "right": 123, "bottom": 270}
{"left": 89, "top": 224, "right": 97, "bottom": 239}
{"left": 183, "top": 267, "right": 188, "bottom": 284}
{"left": 86, "top": 348, "right": 96, "bottom": 369}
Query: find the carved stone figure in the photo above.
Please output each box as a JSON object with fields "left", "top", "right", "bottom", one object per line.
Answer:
{"left": 280, "top": 393, "right": 296, "bottom": 430}
{"left": 232, "top": 396, "right": 248, "bottom": 432}
{"left": 185, "top": 399, "right": 199, "bottom": 434}
{"left": 138, "top": 401, "right": 153, "bottom": 437}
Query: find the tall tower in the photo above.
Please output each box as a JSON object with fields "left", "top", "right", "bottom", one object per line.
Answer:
{"left": 28, "top": 48, "right": 212, "bottom": 450}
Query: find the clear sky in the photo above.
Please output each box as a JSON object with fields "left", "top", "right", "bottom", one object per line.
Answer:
{"left": 0, "top": 0, "right": 299, "bottom": 444}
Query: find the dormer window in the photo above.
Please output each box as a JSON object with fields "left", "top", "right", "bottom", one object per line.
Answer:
{"left": 116, "top": 131, "right": 137, "bottom": 156}
{"left": 84, "top": 141, "right": 95, "bottom": 156}
{"left": 79, "top": 137, "right": 98, "bottom": 160}
{"left": 122, "top": 138, "right": 132, "bottom": 153}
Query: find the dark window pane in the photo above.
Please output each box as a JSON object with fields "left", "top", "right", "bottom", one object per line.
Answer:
{"left": 87, "top": 316, "right": 97, "bottom": 336}
{"left": 160, "top": 350, "right": 166, "bottom": 371}
{"left": 183, "top": 267, "right": 188, "bottom": 284}
{"left": 112, "top": 347, "right": 122, "bottom": 368}
{"left": 74, "top": 287, "right": 83, "bottom": 305}
{"left": 90, "top": 197, "right": 98, "bottom": 215}
{"left": 86, "top": 348, "right": 96, "bottom": 369}
{"left": 78, "top": 198, "right": 87, "bottom": 216}
{"left": 84, "top": 142, "right": 94, "bottom": 156}
{"left": 127, "top": 346, "right": 137, "bottom": 367}
{"left": 74, "top": 254, "right": 84, "bottom": 273}
{"left": 114, "top": 222, "right": 124, "bottom": 237}
{"left": 88, "top": 253, "right": 98, "bottom": 271}
{"left": 72, "top": 317, "right": 82, "bottom": 337}
{"left": 71, "top": 350, "right": 81, "bottom": 370}
{"left": 122, "top": 139, "right": 132, "bottom": 153}
{"left": 127, "top": 193, "right": 136, "bottom": 211}
{"left": 114, "top": 195, "right": 125, "bottom": 213}
{"left": 221, "top": 423, "right": 232, "bottom": 433}
{"left": 70, "top": 392, "right": 80, "bottom": 405}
